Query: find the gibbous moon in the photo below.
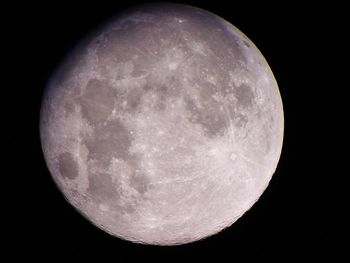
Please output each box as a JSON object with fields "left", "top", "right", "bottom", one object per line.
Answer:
{"left": 40, "top": 3, "right": 284, "bottom": 245}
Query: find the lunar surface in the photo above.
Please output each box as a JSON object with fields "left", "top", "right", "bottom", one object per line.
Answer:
{"left": 40, "top": 3, "right": 284, "bottom": 245}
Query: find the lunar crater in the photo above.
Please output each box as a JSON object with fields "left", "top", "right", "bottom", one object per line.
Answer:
{"left": 83, "top": 118, "right": 133, "bottom": 166}
{"left": 234, "top": 83, "right": 255, "bottom": 108}
{"left": 78, "top": 78, "right": 116, "bottom": 124}
{"left": 58, "top": 152, "right": 79, "bottom": 180}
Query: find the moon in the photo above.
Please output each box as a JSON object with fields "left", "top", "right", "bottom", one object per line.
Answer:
{"left": 40, "top": 3, "right": 284, "bottom": 245}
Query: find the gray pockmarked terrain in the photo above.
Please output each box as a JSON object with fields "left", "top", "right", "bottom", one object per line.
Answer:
{"left": 40, "top": 3, "right": 284, "bottom": 245}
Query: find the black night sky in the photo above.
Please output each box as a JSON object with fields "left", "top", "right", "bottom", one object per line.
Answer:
{"left": 5, "top": 0, "right": 345, "bottom": 261}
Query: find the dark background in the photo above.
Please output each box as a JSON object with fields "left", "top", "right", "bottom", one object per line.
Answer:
{"left": 5, "top": 0, "right": 345, "bottom": 261}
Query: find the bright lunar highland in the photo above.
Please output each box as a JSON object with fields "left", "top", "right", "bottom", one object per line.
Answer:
{"left": 40, "top": 3, "right": 284, "bottom": 245}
